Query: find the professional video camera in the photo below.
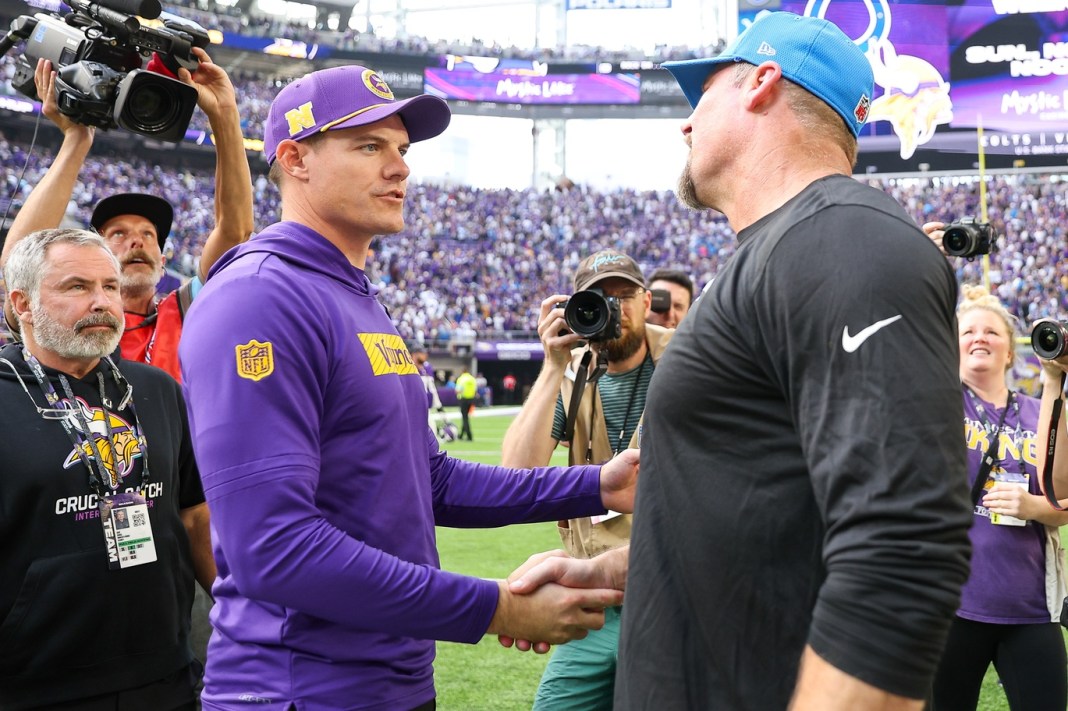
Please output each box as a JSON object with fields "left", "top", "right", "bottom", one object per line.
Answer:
{"left": 0, "top": 0, "right": 209, "bottom": 142}
{"left": 942, "top": 217, "right": 997, "bottom": 259}
{"left": 1032, "top": 319, "right": 1068, "bottom": 361}
{"left": 560, "top": 288, "right": 623, "bottom": 342}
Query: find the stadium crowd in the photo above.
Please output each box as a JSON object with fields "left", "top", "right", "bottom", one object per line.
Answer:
{"left": 164, "top": 0, "right": 724, "bottom": 63}
{"left": 1, "top": 135, "right": 1064, "bottom": 345}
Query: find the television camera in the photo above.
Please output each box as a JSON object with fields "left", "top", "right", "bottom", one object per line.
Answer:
{"left": 0, "top": 0, "right": 209, "bottom": 142}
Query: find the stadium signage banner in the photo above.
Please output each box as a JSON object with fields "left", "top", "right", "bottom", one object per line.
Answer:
{"left": 948, "top": 7, "right": 1068, "bottom": 136}
{"left": 220, "top": 34, "right": 331, "bottom": 60}
{"left": 639, "top": 69, "right": 686, "bottom": 103}
{"left": 373, "top": 68, "right": 427, "bottom": 94}
{"left": 0, "top": 96, "right": 35, "bottom": 114}
{"left": 566, "top": 0, "right": 671, "bottom": 8}
{"left": 425, "top": 68, "right": 640, "bottom": 104}
{"left": 474, "top": 342, "right": 545, "bottom": 361}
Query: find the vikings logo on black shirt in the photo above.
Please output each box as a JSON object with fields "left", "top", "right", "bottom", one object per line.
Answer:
{"left": 60, "top": 397, "right": 143, "bottom": 490}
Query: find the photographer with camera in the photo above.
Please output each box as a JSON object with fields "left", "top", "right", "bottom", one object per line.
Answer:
{"left": 501, "top": 249, "right": 672, "bottom": 710}
{"left": 937, "top": 285, "right": 1068, "bottom": 711}
{"left": 923, "top": 218, "right": 997, "bottom": 260}
{"left": 1, "top": 46, "right": 254, "bottom": 384}
{"left": 924, "top": 222, "right": 1068, "bottom": 710}
{"left": 644, "top": 268, "right": 693, "bottom": 330}
{"left": 1035, "top": 323, "right": 1068, "bottom": 502}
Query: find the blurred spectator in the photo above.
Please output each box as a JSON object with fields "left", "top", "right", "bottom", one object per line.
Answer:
{"left": 645, "top": 267, "right": 694, "bottom": 329}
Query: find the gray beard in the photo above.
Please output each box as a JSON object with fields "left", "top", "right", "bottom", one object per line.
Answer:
{"left": 32, "top": 307, "right": 124, "bottom": 361}
{"left": 120, "top": 268, "right": 162, "bottom": 299}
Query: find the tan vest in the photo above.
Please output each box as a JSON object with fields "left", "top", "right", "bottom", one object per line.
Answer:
{"left": 557, "top": 323, "right": 673, "bottom": 558}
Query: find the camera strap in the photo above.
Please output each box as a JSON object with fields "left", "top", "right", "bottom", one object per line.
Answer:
{"left": 1041, "top": 371, "right": 1068, "bottom": 511}
{"left": 967, "top": 388, "right": 1014, "bottom": 507}
{"left": 563, "top": 348, "right": 607, "bottom": 448}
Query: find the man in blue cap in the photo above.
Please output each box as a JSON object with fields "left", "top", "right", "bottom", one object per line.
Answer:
{"left": 503, "top": 12, "right": 973, "bottom": 710}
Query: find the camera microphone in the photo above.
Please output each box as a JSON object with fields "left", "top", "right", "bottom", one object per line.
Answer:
{"left": 69, "top": 0, "right": 162, "bottom": 21}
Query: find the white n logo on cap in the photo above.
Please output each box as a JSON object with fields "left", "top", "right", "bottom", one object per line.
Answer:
{"left": 757, "top": 41, "right": 777, "bottom": 56}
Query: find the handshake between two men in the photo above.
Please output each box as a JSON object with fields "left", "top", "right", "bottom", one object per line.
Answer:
{"left": 490, "top": 448, "right": 637, "bottom": 655}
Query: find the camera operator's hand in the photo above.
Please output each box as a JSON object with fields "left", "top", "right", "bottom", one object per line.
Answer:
{"left": 177, "top": 47, "right": 239, "bottom": 121}
{"left": 176, "top": 46, "right": 254, "bottom": 283}
{"left": 537, "top": 295, "right": 583, "bottom": 369}
{"left": 34, "top": 59, "right": 95, "bottom": 141}
{"left": 922, "top": 221, "right": 947, "bottom": 255}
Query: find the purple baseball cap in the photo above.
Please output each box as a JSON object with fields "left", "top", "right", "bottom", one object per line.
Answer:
{"left": 263, "top": 65, "right": 452, "bottom": 165}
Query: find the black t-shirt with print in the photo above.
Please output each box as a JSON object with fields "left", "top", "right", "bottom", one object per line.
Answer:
{"left": 0, "top": 343, "right": 204, "bottom": 709}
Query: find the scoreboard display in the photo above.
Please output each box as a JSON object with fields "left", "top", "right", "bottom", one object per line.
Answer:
{"left": 949, "top": 3, "right": 1068, "bottom": 134}
{"left": 738, "top": 0, "right": 1068, "bottom": 160}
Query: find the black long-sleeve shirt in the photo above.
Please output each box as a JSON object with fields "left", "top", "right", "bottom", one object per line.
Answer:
{"left": 617, "top": 175, "right": 972, "bottom": 710}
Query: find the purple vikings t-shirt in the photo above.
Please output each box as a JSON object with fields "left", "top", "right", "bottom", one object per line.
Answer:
{"left": 959, "top": 388, "right": 1048, "bottom": 624}
{"left": 179, "top": 222, "right": 605, "bottom": 711}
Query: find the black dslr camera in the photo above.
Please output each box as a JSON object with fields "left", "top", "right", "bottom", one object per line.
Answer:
{"left": 943, "top": 217, "right": 996, "bottom": 259}
{"left": 0, "top": 0, "right": 209, "bottom": 142}
{"left": 559, "top": 288, "right": 622, "bottom": 342}
{"left": 1032, "top": 319, "right": 1068, "bottom": 360}
{"left": 649, "top": 288, "right": 671, "bottom": 314}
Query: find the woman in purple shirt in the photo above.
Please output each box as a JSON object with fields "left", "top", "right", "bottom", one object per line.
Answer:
{"left": 932, "top": 284, "right": 1068, "bottom": 711}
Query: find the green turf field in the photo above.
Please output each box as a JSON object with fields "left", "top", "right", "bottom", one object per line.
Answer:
{"left": 433, "top": 408, "right": 1048, "bottom": 711}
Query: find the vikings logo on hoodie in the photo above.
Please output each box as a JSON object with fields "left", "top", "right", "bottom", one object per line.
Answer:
{"left": 60, "top": 397, "right": 143, "bottom": 490}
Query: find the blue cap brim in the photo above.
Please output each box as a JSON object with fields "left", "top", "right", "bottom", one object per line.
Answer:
{"left": 661, "top": 57, "right": 737, "bottom": 110}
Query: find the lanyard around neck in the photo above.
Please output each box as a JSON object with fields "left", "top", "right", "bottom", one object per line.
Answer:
{"left": 964, "top": 385, "right": 1017, "bottom": 506}
{"left": 613, "top": 352, "right": 650, "bottom": 456}
{"left": 21, "top": 348, "right": 149, "bottom": 496}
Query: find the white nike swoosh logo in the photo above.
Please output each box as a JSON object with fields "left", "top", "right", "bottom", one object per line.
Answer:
{"left": 841, "top": 315, "right": 903, "bottom": 353}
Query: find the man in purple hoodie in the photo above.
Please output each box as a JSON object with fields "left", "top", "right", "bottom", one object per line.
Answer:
{"left": 178, "top": 65, "right": 638, "bottom": 711}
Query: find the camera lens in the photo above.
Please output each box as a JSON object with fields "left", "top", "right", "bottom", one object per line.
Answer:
{"left": 572, "top": 305, "right": 601, "bottom": 330}
{"left": 1032, "top": 319, "right": 1068, "bottom": 360}
{"left": 124, "top": 82, "right": 180, "bottom": 131}
{"left": 565, "top": 291, "right": 609, "bottom": 338}
{"left": 943, "top": 227, "right": 973, "bottom": 257}
{"left": 114, "top": 70, "right": 199, "bottom": 142}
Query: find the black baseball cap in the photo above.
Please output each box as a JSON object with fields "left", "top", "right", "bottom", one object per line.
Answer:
{"left": 90, "top": 193, "right": 174, "bottom": 248}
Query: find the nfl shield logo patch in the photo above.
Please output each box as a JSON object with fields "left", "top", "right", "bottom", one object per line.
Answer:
{"left": 854, "top": 95, "right": 871, "bottom": 124}
{"left": 235, "top": 339, "right": 275, "bottom": 382}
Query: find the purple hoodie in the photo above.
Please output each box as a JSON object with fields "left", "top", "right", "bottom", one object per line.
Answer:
{"left": 179, "top": 222, "right": 605, "bottom": 710}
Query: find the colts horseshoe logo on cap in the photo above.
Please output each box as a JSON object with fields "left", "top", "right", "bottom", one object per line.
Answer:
{"left": 363, "top": 70, "right": 394, "bottom": 101}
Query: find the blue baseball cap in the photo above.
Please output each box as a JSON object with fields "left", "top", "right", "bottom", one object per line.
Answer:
{"left": 661, "top": 12, "right": 874, "bottom": 137}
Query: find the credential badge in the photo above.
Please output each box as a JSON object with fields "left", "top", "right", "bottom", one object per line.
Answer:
{"left": 235, "top": 339, "right": 275, "bottom": 382}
